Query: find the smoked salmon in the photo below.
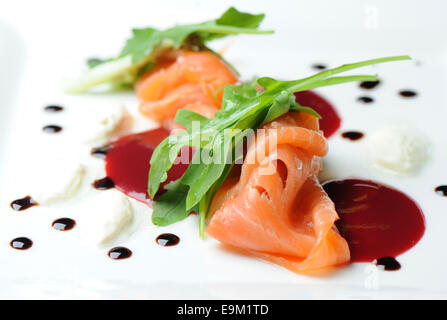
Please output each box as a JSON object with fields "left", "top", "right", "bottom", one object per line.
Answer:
{"left": 207, "top": 112, "right": 350, "bottom": 273}
{"left": 136, "top": 50, "right": 238, "bottom": 129}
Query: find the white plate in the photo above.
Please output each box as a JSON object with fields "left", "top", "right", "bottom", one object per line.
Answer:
{"left": 0, "top": 0, "right": 446, "bottom": 299}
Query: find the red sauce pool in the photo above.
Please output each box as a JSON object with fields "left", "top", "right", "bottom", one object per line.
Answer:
{"left": 323, "top": 179, "right": 425, "bottom": 262}
{"left": 105, "top": 128, "right": 190, "bottom": 205}
{"left": 295, "top": 91, "right": 341, "bottom": 138}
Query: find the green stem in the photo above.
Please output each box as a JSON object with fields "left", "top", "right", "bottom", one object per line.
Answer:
{"left": 198, "top": 196, "right": 209, "bottom": 239}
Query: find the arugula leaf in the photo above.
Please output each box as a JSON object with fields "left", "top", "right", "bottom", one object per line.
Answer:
{"left": 261, "top": 90, "right": 295, "bottom": 125}
{"left": 217, "top": 7, "right": 265, "bottom": 28}
{"left": 174, "top": 109, "right": 209, "bottom": 132}
{"left": 149, "top": 55, "right": 411, "bottom": 234}
{"left": 64, "top": 7, "right": 273, "bottom": 93}
{"left": 148, "top": 134, "right": 189, "bottom": 197}
{"left": 152, "top": 179, "right": 196, "bottom": 226}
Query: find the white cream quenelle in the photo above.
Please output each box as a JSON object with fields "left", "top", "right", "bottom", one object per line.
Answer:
{"left": 79, "top": 104, "right": 130, "bottom": 144}
{"left": 80, "top": 189, "right": 134, "bottom": 246}
{"left": 367, "top": 125, "right": 429, "bottom": 174}
{"left": 32, "top": 162, "right": 86, "bottom": 204}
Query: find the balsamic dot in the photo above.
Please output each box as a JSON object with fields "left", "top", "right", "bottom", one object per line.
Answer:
{"left": 10, "top": 196, "right": 38, "bottom": 211}
{"left": 435, "top": 185, "right": 447, "bottom": 197}
{"left": 156, "top": 233, "right": 180, "bottom": 246}
{"left": 44, "top": 105, "right": 64, "bottom": 112}
{"left": 91, "top": 145, "right": 112, "bottom": 159}
{"left": 93, "top": 177, "right": 115, "bottom": 190}
{"left": 399, "top": 90, "right": 417, "bottom": 98}
{"left": 376, "top": 256, "right": 401, "bottom": 271}
{"left": 311, "top": 63, "right": 327, "bottom": 70}
{"left": 359, "top": 80, "right": 381, "bottom": 90}
{"left": 341, "top": 131, "right": 364, "bottom": 141}
{"left": 43, "top": 125, "right": 62, "bottom": 133}
{"left": 52, "top": 218, "right": 76, "bottom": 231}
{"left": 10, "top": 237, "right": 33, "bottom": 250}
{"left": 357, "top": 96, "right": 374, "bottom": 104}
{"left": 108, "top": 247, "right": 132, "bottom": 260}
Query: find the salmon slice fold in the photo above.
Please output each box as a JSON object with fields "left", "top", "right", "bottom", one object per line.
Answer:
{"left": 207, "top": 112, "right": 350, "bottom": 273}
{"left": 136, "top": 50, "right": 238, "bottom": 129}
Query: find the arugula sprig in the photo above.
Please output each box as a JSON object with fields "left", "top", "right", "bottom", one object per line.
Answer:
{"left": 63, "top": 7, "right": 273, "bottom": 93}
{"left": 148, "top": 55, "right": 411, "bottom": 237}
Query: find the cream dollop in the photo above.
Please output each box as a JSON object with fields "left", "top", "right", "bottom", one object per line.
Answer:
{"left": 80, "top": 189, "right": 134, "bottom": 246}
{"left": 81, "top": 104, "right": 128, "bottom": 143}
{"left": 367, "top": 125, "right": 429, "bottom": 174}
{"left": 33, "top": 162, "right": 86, "bottom": 204}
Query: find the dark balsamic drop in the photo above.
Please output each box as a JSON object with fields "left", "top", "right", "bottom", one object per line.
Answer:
{"left": 399, "top": 90, "right": 417, "bottom": 98}
{"left": 156, "top": 233, "right": 180, "bottom": 246}
{"left": 435, "top": 185, "right": 447, "bottom": 196}
{"left": 52, "top": 218, "right": 76, "bottom": 231}
{"left": 376, "top": 257, "right": 401, "bottom": 271}
{"left": 43, "top": 125, "right": 62, "bottom": 133}
{"left": 357, "top": 96, "right": 374, "bottom": 104}
{"left": 341, "top": 131, "right": 364, "bottom": 141}
{"left": 44, "top": 105, "right": 64, "bottom": 112}
{"left": 10, "top": 196, "right": 38, "bottom": 211}
{"left": 91, "top": 145, "right": 112, "bottom": 159}
{"left": 93, "top": 177, "right": 115, "bottom": 190}
{"left": 108, "top": 247, "right": 132, "bottom": 260}
{"left": 10, "top": 237, "right": 33, "bottom": 250}
{"left": 311, "top": 63, "right": 327, "bottom": 70}
{"left": 359, "top": 80, "right": 380, "bottom": 89}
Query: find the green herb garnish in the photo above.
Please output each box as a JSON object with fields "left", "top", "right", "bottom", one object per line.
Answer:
{"left": 63, "top": 7, "right": 273, "bottom": 93}
{"left": 148, "top": 55, "right": 411, "bottom": 237}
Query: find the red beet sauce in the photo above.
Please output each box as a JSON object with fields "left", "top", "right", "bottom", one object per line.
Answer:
{"left": 323, "top": 179, "right": 425, "bottom": 262}
{"left": 295, "top": 91, "right": 341, "bottom": 138}
{"left": 105, "top": 127, "right": 189, "bottom": 206}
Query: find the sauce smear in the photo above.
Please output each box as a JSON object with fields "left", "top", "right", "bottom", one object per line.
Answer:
{"left": 105, "top": 128, "right": 190, "bottom": 205}
{"left": 294, "top": 91, "right": 341, "bottom": 138}
{"left": 323, "top": 179, "right": 425, "bottom": 262}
